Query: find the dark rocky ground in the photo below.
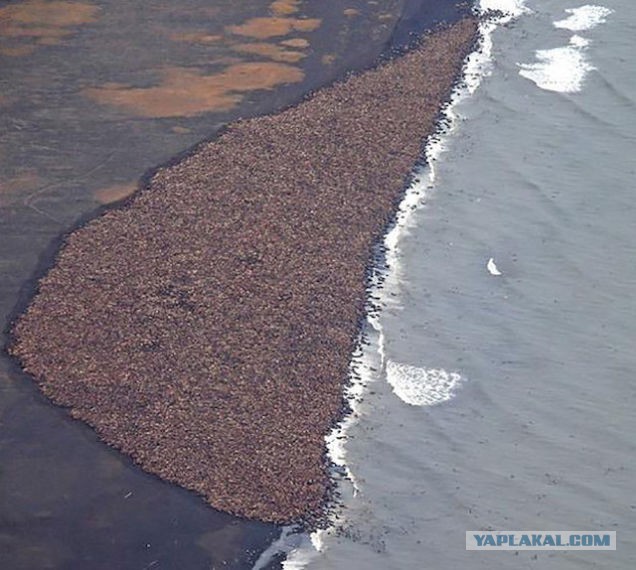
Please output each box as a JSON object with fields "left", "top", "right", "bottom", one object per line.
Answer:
{"left": 10, "top": 17, "right": 478, "bottom": 525}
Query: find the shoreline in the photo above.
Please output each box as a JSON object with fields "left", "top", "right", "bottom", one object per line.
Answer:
{"left": 7, "top": 16, "right": 480, "bottom": 527}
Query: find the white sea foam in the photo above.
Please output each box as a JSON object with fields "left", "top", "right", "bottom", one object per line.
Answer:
{"left": 487, "top": 257, "right": 503, "bottom": 275}
{"left": 518, "top": 35, "right": 594, "bottom": 93}
{"left": 554, "top": 5, "right": 614, "bottom": 32}
{"left": 324, "top": 320, "right": 383, "bottom": 491}
{"left": 518, "top": 5, "right": 613, "bottom": 93}
{"left": 386, "top": 361, "right": 462, "bottom": 406}
{"left": 570, "top": 34, "right": 591, "bottom": 48}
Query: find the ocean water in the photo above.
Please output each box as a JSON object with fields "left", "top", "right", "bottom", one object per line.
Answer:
{"left": 270, "top": 0, "right": 636, "bottom": 568}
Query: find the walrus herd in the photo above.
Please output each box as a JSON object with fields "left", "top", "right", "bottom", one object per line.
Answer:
{"left": 10, "top": 18, "right": 478, "bottom": 524}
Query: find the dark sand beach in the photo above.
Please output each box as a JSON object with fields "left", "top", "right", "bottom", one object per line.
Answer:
{"left": 9, "top": 17, "right": 478, "bottom": 525}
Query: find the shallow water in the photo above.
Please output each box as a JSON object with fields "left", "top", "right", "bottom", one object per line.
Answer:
{"left": 0, "top": 0, "right": 469, "bottom": 567}
{"left": 281, "top": 0, "right": 636, "bottom": 568}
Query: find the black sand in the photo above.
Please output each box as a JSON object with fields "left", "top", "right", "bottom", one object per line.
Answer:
{"left": 10, "top": 18, "right": 479, "bottom": 525}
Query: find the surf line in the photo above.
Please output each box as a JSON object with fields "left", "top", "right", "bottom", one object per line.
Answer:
{"left": 276, "top": 1, "right": 532, "bottom": 567}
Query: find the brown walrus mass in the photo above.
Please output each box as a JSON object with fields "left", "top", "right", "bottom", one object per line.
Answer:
{"left": 10, "top": 18, "right": 478, "bottom": 524}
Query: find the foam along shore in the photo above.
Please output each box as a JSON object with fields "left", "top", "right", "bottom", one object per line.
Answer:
{"left": 10, "top": 17, "right": 478, "bottom": 525}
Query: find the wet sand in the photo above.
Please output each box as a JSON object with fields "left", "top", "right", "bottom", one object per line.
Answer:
{"left": 9, "top": 17, "right": 478, "bottom": 525}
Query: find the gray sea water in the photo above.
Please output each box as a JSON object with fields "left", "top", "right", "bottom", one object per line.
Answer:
{"left": 276, "top": 0, "right": 636, "bottom": 568}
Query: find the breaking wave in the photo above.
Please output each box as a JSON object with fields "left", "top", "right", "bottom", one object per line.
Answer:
{"left": 518, "top": 4, "right": 613, "bottom": 93}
